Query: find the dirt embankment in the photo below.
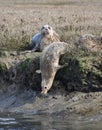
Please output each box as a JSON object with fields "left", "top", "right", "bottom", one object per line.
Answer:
{"left": 0, "top": 48, "right": 102, "bottom": 115}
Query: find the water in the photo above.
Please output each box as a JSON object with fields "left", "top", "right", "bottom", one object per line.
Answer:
{"left": 0, "top": 112, "right": 102, "bottom": 130}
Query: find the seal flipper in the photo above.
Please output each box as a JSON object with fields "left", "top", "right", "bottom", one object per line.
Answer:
{"left": 54, "top": 63, "right": 68, "bottom": 70}
{"left": 36, "top": 70, "right": 41, "bottom": 74}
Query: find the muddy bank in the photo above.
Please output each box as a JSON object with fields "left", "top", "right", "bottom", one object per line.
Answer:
{"left": 0, "top": 85, "right": 102, "bottom": 116}
{"left": 0, "top": 50, "right": 102, "bottom": 115}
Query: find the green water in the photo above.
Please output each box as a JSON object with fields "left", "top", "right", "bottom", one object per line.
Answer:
{"left": 0, "top": 112, "right": 102, "bottom": 130}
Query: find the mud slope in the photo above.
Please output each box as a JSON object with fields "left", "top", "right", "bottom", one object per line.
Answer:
{"left": 0, "top": 50, "right": 102, "bottom": 115}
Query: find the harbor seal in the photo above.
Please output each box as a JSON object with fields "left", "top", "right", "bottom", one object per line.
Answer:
{"left": 36, "top": 42, "right": 73, "bottom": 95}
{"left": 79, "top": 34, "right": 94, "bottom": 40}
{"left": 31, "top": 25, "right": 60, "bottom": 51}
{"left": 78, "top": 34, "right": 102, "bottom": 52}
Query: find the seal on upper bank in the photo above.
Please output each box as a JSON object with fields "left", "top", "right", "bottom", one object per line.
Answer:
{"left": 31, "top": 25, "right": 60, "bottom": 51}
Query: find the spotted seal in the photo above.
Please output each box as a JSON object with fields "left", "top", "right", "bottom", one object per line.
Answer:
{"left": 31, "top": 25, "right": 60, "bottom": 51}
{"left": 78, "top": 34, "right": 102, "bottom": 52}
{"left": 36, "top": 42, "right": 73, "bottom": 94}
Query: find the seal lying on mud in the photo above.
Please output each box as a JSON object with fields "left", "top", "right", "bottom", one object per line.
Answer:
{"left": 31, "top": 25, "right": 60, "bottom": 51}
{"left": 78, "top": 34, "right": 102, "bottom": 52}
{"left": 36, "top": 42, "right": 73, "bottom": 94}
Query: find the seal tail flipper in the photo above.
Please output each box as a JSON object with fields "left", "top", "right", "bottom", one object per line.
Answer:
{"left": 36, "top": 69, "right": 41, "bottom": 74}
{"left": 20, "top": 49, "right": 36, "bottom": 55}
{"left": 55, "top": 63, "right": 68, "bottom": 70}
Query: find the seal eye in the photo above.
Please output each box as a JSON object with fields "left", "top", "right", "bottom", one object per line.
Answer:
{"left": 48, "top": 26, "right": 51, "bottom": 29}
{"left": 42, "top": 26, "right": 45, "bottom": 30}
{"left": 44, "top": 87, "right": 47, "bottom": 89}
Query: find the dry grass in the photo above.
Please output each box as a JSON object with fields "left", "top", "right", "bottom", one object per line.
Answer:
{"left": 0, "top": 0, "right": 102, "bottom": 50}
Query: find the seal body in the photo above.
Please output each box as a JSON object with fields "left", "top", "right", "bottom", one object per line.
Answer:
{"left": 32, "top": 33, "right": 43, "bottom": 51}
{"left": 39, "top": 42, "right": 70, "bottom": 94}
{"left": 31, "top": 25, "right": 60, "bottom": 51}
{"left": 79, "top": 34, "right": 94, "bottom": 40}
{"left": 78, "top": 34, "right": 102, "bottom": 52}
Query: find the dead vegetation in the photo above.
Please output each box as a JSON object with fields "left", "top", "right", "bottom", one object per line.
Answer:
{"left": 0, "top": 0, "right": 102, "bottom": 50}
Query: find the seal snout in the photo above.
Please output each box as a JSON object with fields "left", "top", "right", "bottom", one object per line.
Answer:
{"left": 41, "top": 25, "right": 52, "bottom": 36}
{"left": 41, "top": 86, "right": 49, "bottom": 95}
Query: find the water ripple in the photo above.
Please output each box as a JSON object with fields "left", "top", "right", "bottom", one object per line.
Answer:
{"left": 0, "top": 117, "right": 17, "bottom": 125}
